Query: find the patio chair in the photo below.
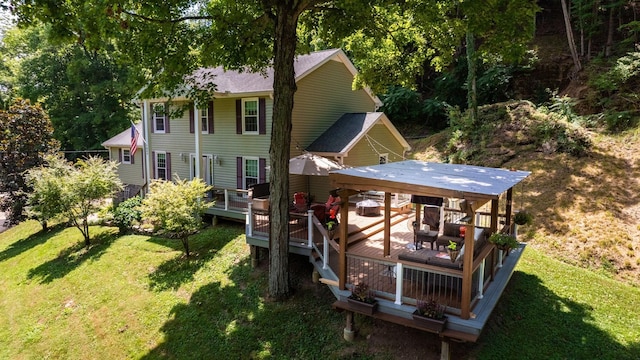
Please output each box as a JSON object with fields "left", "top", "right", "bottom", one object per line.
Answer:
{"left": 422, "top": 205, "right": 440, "bottom": 232}
{"left": 293, "top": 192, "right": 308, "bottom": 213}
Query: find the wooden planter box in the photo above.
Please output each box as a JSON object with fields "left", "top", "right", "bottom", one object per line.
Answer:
{"left": 412, "top": 311, "right": 447, "bottom": 333}
{"left": 347, "top": 298, "right": 378, "bottom": 315}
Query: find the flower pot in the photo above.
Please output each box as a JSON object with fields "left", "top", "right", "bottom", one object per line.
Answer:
{"left": 412, "top": 310, "right": 447, "bottom": 333}
{"left": 347, "top": 298, "right": 378, "bottom": 315}
{"left": 447, "top": 249, "right": 459, "bottom": 263}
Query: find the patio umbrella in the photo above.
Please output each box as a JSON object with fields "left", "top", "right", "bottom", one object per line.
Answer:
{"left": 289, "top": 153, "right": 344, "bottom": 197}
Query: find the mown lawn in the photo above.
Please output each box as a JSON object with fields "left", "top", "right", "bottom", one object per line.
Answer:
{"left": 0, "top": 220, "right": 638, "bottom": 359}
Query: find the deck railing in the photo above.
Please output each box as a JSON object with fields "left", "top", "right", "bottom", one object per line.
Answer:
{"left": 211, "top": 187, "right": 250, "bottom": 212}
{"left": 345, "top": 249, "right": 495, "bottom": 313}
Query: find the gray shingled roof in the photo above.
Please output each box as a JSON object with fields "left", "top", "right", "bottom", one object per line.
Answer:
{"left": 190, "top": 48, "right": 342, "bottom": 94}
{"left": 306, "top": 113, "right": 385, "bottom": 154}
{"left": 101, "top": 123, "right": 143, "bottom": 148}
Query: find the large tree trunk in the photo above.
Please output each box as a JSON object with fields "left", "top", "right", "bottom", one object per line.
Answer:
{"left": 268, "top": 3, "right": 300, "bottom": 300}
{"left": 466, "top": 31, "right": 477, "bottom": 124}
{"left": 561, "top": 0, "right": 582, "bottom": 71}
{"left": 605, "top": 4, "right": 614, "bottom": 57}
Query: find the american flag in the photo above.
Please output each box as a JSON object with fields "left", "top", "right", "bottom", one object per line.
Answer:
{"left": 130, "top": 123, "right": 140, "bottom": 156}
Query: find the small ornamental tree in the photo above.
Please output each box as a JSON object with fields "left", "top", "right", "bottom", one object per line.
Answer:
{"left": 25, "top": 155, "right": 123, "bottom": 246}
{"left": 140, "top": 178, "right": 212, "bottom": 257}
{"left": 24, "top": 154, "right": 73, "bottom": 230}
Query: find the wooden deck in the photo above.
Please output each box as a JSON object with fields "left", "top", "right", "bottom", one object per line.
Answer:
{"left": 246, "top": 203, "right": 523, "bottom": 342}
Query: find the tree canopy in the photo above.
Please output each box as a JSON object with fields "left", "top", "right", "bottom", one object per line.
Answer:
{"left": 0, "top": 98, "right": 59, "bottom": 223}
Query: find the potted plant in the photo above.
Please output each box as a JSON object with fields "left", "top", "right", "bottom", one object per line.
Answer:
{"left": 326, "top": 219, "right": 338, "bottom": 239}
{"left": 412, "top": 299, "right": 448, "bottom": 333}
{"left": 346, "top": 282, "right": 378, "bottom": 315}
{"left": 514, "top": 210, "right": 533, "bottom": 226}
{"left": 488, "top": 232, "right": 519, "bottom": 251}
{"left": 447, "top": 240, "right": 460, "bottom": 263}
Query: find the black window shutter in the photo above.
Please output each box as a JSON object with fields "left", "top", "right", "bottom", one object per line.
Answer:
{"left": 165, "top": 103, "right": 170, "bottom": 133}
{"left": 208, "top": 101, "right": 214, "bottom": 134}
{"left": 189, "top": 106, "right": 194, "bottom": 133}
{"left": 259, "top": 158, "right": 266, "bottom": 183}
{"left": 166, "top": 152, "right": 172, "bottom": 180}
{"left": 236, "top": 99, "right": 242, "bottom": 134}
{"left": 259, "top": 98, "right": 266, "bottom": 135}
{"left": 236, "top": 157, "right": 243, "bottom": 189}
{"left": 118, "top": 148, "right": 122, "bottom": 162}
{"left": 152, "top": 151, "right": 156, "bottom": 179}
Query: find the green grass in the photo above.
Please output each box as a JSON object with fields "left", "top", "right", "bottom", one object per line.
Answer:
{"left": 0, "top": 221, "right": 639, "bottom": 359}
{"left": 472, "top": 248, "right": 640, "bottom": 359}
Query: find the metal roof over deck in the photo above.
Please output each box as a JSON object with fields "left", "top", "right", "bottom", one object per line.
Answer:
{"left": 329, "top": 160, "right": 530, "bottom": 201}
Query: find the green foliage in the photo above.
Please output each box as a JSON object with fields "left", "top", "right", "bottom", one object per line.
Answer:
{"left": 447, "top": 240, "right": 459, "bottom": 251}
{"left": 589, "top": 52, "right": 640, "bottom": 131}
{"left": 514, "top": 210, "right": 533, "bottom": 226}
{"left": 0, "top": 98, "right": 59, "bottom": 224}
{"left": 24, "top": 154, "right": 73, "bottom": 229}
{"left": 379, "top": 86, "right": 423, "bottom": 126}
{"left": 25, "top": 155, "right": 122, "bottom": 245}
{"left": 10, "top": 25, "right": 136, "bottom": 151}
{"left": 532, "top": 114, "right": 592, "bottom": 156}
{"left": 111, "top": 196, "right": 142, "bottom": 235}
{"left": 488, "top": 232, "right": 519, "bottom": 250}
{"left": 141, "top": 178, "right": 212, "bottom": 256}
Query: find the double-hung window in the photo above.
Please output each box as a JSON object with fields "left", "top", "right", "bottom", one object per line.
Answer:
{"left": 243, "top": 98, "right": 259, "bottom": 134}
{"left": 156, "top": 152, "right": 167, "bottom": 180}
{"left": 122, "top": 149, "right": 131, "bottom": 164}
{"left": 200, "top": 106, "right": 209, "bottom": 133}
{"left": 153, "top": 103, "right": 166, "bottom": 133}
{"left": 244, "top": 157, "right": 259, "bottom": 189}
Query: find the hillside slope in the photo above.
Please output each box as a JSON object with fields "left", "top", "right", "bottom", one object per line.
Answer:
{"left": 407, "top": 101, "right": 640, "bottom": 286}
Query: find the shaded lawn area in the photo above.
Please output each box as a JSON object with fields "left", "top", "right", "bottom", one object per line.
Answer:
{"left": 467, "top": 249, "right": 640, "bottom": 359}
{"left": 0, "top": 220, "right": 638, "bottom": 359}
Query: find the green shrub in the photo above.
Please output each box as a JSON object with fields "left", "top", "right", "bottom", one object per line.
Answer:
{"left": 112, "top": 196, "right": 143, "bottom": 235}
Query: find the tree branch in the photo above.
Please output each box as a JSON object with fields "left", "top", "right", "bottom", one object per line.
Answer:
{"left": 121, "top": 10, "right": 212, "bottom": 24}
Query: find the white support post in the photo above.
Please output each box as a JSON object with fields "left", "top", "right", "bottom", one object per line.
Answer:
{"left": 224, "top": 189, "right": 229, "bottom": 211}
{"left": 194, "top": 106, "right": 201, "bottom": 179}
{"left": 394, "top": 262, "right": 403, "bottom": 305}
{"left": 247, "top": 202, "right": 253, "bottom": 237}
{"left": 497, "top": 249, "right": 503, "bottom": 268}
{"left": 478, "top": 259, "right": 485, "bottom": 299}
{"left": 323, "top": 235, "right": 329, "bottom": 270}
{"left": 307, "top": 209, "right": 313, "bottom": 248}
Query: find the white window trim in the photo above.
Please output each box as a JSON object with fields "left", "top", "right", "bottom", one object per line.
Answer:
{"left": 190, "top": 153, "right": 214, "bottom": 185}
{"left": 153, "top": 103, "right": 166, "bottom": 134}
{"left": 200, "top": 106, "right": 209, "bottom": 134}
{"left": 379, "top": 153, "right": 389, "bottom": 165}
{"left": 155, "top": 151, "right": 167, "bottom": 180}
{"left": 242, "top": 98, "right": 259, "bottom": 135}
{"left": 122, "top": 149, "right": 131, "bottom": 164}
{"left": 243, "top": 156, "right": 259, "bottom": 189}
